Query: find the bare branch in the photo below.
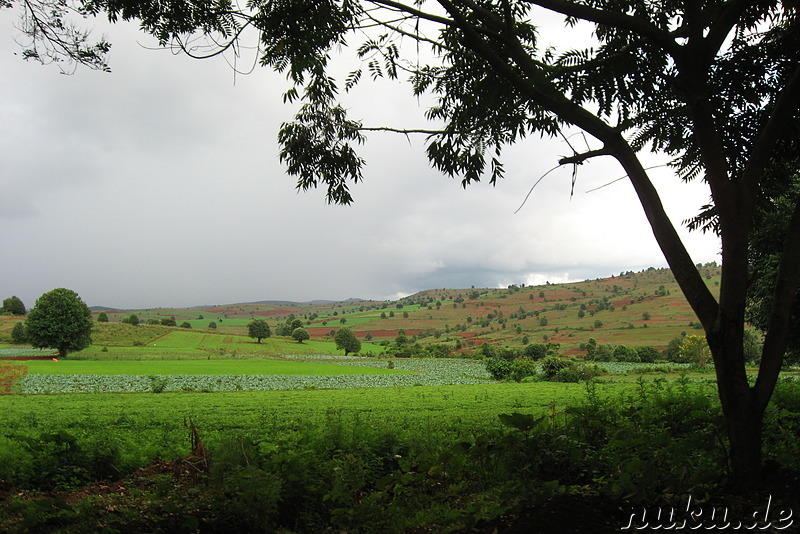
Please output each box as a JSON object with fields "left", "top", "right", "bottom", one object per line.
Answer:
{"left": 357, "top": 126, "right": 448, "bottom": 135}
{"left": 558, "top": 147, "right": 612, "bottom": 165}
{"left": 514, "top": 164, "right": 563, "bottom": 213}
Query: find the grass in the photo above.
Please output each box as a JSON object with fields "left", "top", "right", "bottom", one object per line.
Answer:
{"left": 70, "top": 327, "right": 386, "bottom": 359}
{"left": 0, "top": 381, "right": 619, "bottom": 444}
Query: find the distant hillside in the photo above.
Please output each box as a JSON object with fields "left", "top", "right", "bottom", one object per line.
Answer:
{"left": 81, "top": 265, "right": 720, "bottom": 356}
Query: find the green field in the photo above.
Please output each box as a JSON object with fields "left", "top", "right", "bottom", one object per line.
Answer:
{"left": 0, "top": 381, "right": 603, "bottom": 439}
{"left": 13, "top": 359, "right": 411, "bottom": 376}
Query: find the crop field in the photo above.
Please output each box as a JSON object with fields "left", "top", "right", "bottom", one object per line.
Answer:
{"left": 11, "top": 359, "right": 411, "bottom": 376}
{"left": 0, "top": 380, "right": 622, "bottom": 453}
{"left": 6, "top": 357, "right": 497, "bottom": 393}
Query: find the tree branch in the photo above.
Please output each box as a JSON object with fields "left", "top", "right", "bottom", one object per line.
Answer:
{"left": 371, "top": 0, "right": 457, "bottom": 28}
{"left": 705, "top": 0, "right": 756, "bottom": 58}
{"left": 357, "top": 126, "right": 448, "bottom": 135}
{"left": 522, "top": 0, "right": 681, "bottom": 57}
{"left": 741, "top": 63, "right": 800, "bottom": 192}
{"left": 558, "top": 147, "right": 611, "bottom": 165}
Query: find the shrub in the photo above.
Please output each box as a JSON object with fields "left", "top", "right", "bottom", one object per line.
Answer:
{"left": 510, "top": 358, "right": 539, "bottom": 382}
{"left": 614, "top": 344, "right": 640, "bottom": 362}
{"left": 11, "top": 322, "right": 27, "bottom": 344}
{"left": 592, "top": 344, "right": 615, "bottom": 362}
{"left": 636, "top": 346, "right": 660, "bottom": 363}
{"left": 484, "top": 357, "right": 512, "bottom": 380}
{"left": 539, "top": 356, "right": 569, "bottom": 380}
{"left": 522, "top": 343, "right": 547, "bottom": 360}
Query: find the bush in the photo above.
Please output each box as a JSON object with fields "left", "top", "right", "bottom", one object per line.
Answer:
{"left": 510, "top": 359, "right": 539, "bottom": 382}
{"left": 11, "top": 322, "right": 27, "bottom": 344}
{"left": 539, "top": 356, "right": 569, "bottom": 380}
{"left": 614, "top": 345, "right": 640, "bottom": 362}
{"left": 484, "top": 357, "right": 512, "bottom": 380}
{"left": 663, "top": 336, "right": 684, "bottom": 362}
{"left": 522, "top": 343, "right": 547, "bottom": 360}
{"left": 592, "top": 344, "right": 615, "bottom": 362}
{"left": 636, "top": 346, "right": 660, "bottom": 363}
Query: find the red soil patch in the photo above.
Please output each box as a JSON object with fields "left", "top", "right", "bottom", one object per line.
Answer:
{"left": 0, "top": 365, "right": 27, "bottom": 394}
{"left": 0, "top": 356, "right": 53, "bottom": 360}
{"left": 253, "top": 309, "right": 292, "bottom": 317}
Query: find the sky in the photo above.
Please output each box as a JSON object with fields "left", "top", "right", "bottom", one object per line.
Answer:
{"left": 0, "top": 9, "right": 721, "bottom": 310}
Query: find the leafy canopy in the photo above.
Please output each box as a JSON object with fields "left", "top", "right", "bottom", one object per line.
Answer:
{"left": 2, "top": 296, "right": 26, "bottom": 316}
{"left": 334, "top": 327, "right": 361, "bottom": 356}
{"left": 25, "top": 288, "right": 93, "bottom": 358}
{"left": 247, "top": 319, "right": 271, "bottom": 343}
{"left": 291, "top": 327, "right": 310, "bottom": 343}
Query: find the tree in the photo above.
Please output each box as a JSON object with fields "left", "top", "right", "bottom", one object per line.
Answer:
{"left": 636, "top": 346, "right": 660, "bottom": 363}
{"left": 180, "top": 321, "right": 192, "bottom": 328}
{"left": 97, "top": 312, "right": 109, "bottom": 322}
{"left": 121, "top": 314, "right": 139, "bottom": 325}
{"left": 291, "top": 327, "right": 309, "bottom": 343}
{"left": 208, "top": 321, "right": 217, "bottom": 329}
{"left": 679, "top": 335, "right": 713, "bottom": 369}
{"left": 247, "top": 319, "right": 271, "bottom": 343}
{"left": 25, "top": 288, "right": 92, "bottom": 358}
{"left": 17, "top": 0, "right": 800, "bottom": 489}
{"left": 522, "top": 343, "right": 547, "bottom": 360}
{"left": 11, "top": 322, "right": 27, "bottom": 344}
{"left": 2, "top": 296, "right": 26, "bottom": 316}
{"left": 161, "top": 317, "right": 177, "bottom": 327}
{"left": 334, "top": 327, "right": 361, "bottom": 356}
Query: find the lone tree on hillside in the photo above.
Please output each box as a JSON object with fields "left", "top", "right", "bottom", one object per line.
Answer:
{"left": 1, "top": 296, "right": 26, "bottom": 316}
{"left": 291, "top": 327, "right": 310, "bottom": 343}
{"left": 97, "top": 311, "right": 109, "bottom": 322}
{"left": 13, "top": 0, "right": 800, "bottom": 489}
{"left": 334, "top": 327, "right": 361, "bottom": 356}
{"left": 25, "top": 288, "right": 93, "bottom": 358}
{"left": 247, "top": 319, "right": 271, "bottom": 343}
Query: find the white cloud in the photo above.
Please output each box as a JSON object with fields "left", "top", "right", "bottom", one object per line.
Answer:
{"left": 0, "top": 15, "right": 721, "bottom": 309}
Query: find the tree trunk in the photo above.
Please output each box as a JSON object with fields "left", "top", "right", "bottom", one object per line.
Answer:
{"left": 724, "top": 396, "right": 764, "bottom": 491}
{"left": 58, "top": 347, "right": 68, "bottom": 359}
{"left": 709, "top": 318, "right": 765, "bottom": 491}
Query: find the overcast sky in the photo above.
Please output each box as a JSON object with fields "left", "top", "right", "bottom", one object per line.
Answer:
{"left": 0, "top": 10, "right": 721, "bottom": 309}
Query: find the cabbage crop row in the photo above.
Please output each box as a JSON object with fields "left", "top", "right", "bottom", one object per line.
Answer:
{"left": 19, "top": 358, "right": 493, "bottom": 394}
